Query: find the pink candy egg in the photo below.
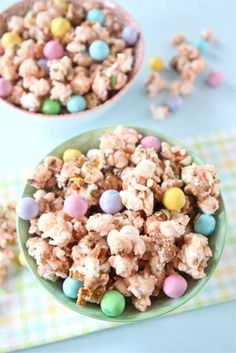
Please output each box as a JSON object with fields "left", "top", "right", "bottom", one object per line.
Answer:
{"left": 140, "top": 135, "right": 161, "bottom": 153}
{"left": 0, "top": 78, "right": 12, "bottom": 98}
{"left": 163, "top": 274, "right": 188, "bottom": 299}
{"left": 207, "top": 70, "right": 224, "bottom": 87}
{"left": 43, "top": 40, "right": 64, "bottom": 60}
{"left": 63, "top": 194, "right": 88, "bottom": 218}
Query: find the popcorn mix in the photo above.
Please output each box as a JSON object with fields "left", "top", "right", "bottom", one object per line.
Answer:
{"left": 0, "top": 0, "right": 139, "bottom": 114}
{"left": 17, "top": 126, "right": 220, "bottom": 315}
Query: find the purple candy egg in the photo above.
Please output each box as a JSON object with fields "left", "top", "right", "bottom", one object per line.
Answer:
{"left": 207, "top": 70, "right": 224, "bottom": 87}
{"left": 163, "top": 274, "right": 188, "bottom": 299}
{"left": 37, "top": 58, "right": 49, "bottom": 75}
{"left": 140, "top": 135, "right": 161, "bottom": 153}
{"left": 99, "top": 189, "right": 123, "bottom": 214}
{"left": 166, "top": 95, "right": 183, "bottom": 112}
{"left": 0, "top": 78, "right": 12, "bottom": 98}
{"left": 16, "top": 197, "right": 39, "bottom": 220}
{"left": 64, "top": 194, "right": 88, "bottom": 218}
{"left": 121, "top": 26, "right": 138, "bottom": 45}
{"left": 43, "top": 40, "right": 64, "bottom": 60}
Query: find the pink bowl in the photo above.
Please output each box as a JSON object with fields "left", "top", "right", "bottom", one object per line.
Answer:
{"left": 0, "top": 0, "right": 144, "bottom": 119}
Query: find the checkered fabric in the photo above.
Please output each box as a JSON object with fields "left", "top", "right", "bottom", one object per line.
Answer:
{"left": 0, "top": 130, "right": 236, "bottom": 353}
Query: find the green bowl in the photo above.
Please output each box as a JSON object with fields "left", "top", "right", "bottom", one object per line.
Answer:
{"left": 17, "top": 127, "right": 227, "bottom": 322}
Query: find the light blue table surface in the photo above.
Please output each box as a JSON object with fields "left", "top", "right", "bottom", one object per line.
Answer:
{"left": 0, "top": 0, "right": 235, "bottom": 352}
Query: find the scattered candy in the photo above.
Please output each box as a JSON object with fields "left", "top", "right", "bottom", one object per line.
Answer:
{"left": 207, "top": 70, "right": 224, "bottom": 87}
{"left": 192, "top": 38, "right": 209, "bottom": 55}
{"left": 162, "top": 187, "right": 186, "bottom": 211}
{"left": 100, "top": 290, "right": 125, "bottom": 317}
{"left": 86, "top": 8, "right": 105, "bottom": 25}
{"left": 51, "top": 17, "right": 71, "bottom": 37}
{"left": 63, "top": 277, "right": 83, "bottom": 299}
{"left": 1, "top": 32, "right": 21, "bottom": 49}
{"left": 63, "top": 149, "right": 82, "bottom": 162}
{"left": 194, "top": 214, "right": 216, "bottom": 236}
{"left": 200, "top": 29, "right": 214, "bottom": 42}
{"left": 16, "top": 197, "right": 39, "bottom": 220}
{"left": 18, "top": 253, "right": 27, "bottom": 267}
{"left": 99, "top": 189, "right": 123, "bottom": 214}
{"left": 64, "top": 194, "right": 88, "bottom": 218}
{"left": 163, "top": 274, "right": 188, "bottom": 298}
{"left": 140, "top": 135, "right": 161, "bottom": 152}
{"left": 37, "top": 58, "right": 49, "bottom": 75}
{"left": 0, "top": 78, "right": 12, "bottom": 98}
{"left": 149, "top": 105, "right": 169, "bottom": 121}
{"left": 148, "top": 56, "right": 164, "bottom": 72}
{"left": 89, "top": 40, "right": 110, "bottom": 61}
{"left": 121, "top": 26, "right": 138, "bottom": 45}
{"left": 166, "top": 95, "right": 183, "bottom": 112}
{"left": 41, "top": 98, "right": 61, "bottom": 114}
{"left": 66, "top": 95, "right": 87, "bottom": 113}
{"left": 43, "top": 40, "right": 64, "bottom": 60}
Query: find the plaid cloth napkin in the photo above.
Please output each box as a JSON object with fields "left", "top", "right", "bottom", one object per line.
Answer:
{"left": 0, "top": 130, "right": 236, "bottom": 353}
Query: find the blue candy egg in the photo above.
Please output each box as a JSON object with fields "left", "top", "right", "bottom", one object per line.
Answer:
{"left": 99, "top": 189, "right": 124, "bottom": 214}
{"left": 121, "top": 26, "right": 138, "bottom": 45}
{"left": 63, "top": 277, "right": 83, "bottom": 299}
{"left": 192, "top": 38, "right": 209, "bottom": 55}
{"left": 166, "top": 95, "right": 183, "bottom": 112}
{"left": 86, "top": 8, "right": 105, "bottom": 25}
{"left": 66, "top": 95, "right": 87, "bottom": 113}
{"left": 37, "top": 58, "right": 49, "bottom": 75}
{"left": 194, "top": 214, "right": 216, "bottom": 236}
{"left": 16, "top": 197, "right": 39, "bottom": 220}
{"left": 89, "top": 40, "right": 109, "bottom": 61}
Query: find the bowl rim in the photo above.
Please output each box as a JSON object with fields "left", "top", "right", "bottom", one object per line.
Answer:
{"left": 16, "top": 126, "right": 227, "bottom": 322}
{"left": 0, "top": 0, "right": 144, "bottom": 119}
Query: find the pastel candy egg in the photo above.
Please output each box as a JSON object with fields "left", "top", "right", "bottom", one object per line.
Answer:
{"left": 66, "top": 95, "right": 87, "bottom": 113}
{"left": 0, "top": 78, "right": 13, "bottom": 98}
{"left": 163, "top": 274, "right": 188, "bottom": 299}
{"left": 149, "top": 56, "right": 164, "bottom": 72}
{"left": 207, "top": 70, "right": 224, "bottom": 87}
{"left": 121, "top": 26, "right": 138, "bottom": 45}
{"left": 18, "top": 253, "right": 27, "bottom": 267}
{"left": 1, "top": 32, "right": 21, "bottom": 49}
{"left": 100, "top": 290, "right": 125, "bottom": 317}
{"left": 37, "top": 58, "right": 49, "bottom": 75}
{"left": 64, "top": 194, "right": 88, "bottom": 218}
{"left": 99, "top": 189, "right": 123, "bottom": 214}
{"left": 16, "top": 197, "right": 39, "bottom": 220}
{"left": 140, "top": 135, "right": 161, "bottom": 153}
{"left": 51, "top": 17, "right": 71, "bottom": 37}
{"left": 162, "top": 187, "right": 186, "bottom": 211}
{"left": 192, "top": 38, "right": 209, "bottom": 55}
{"left": 166, "top": 95, "right": 183, "bottom": 112}
{"left": 41, "top": 99, "right": 61, "bottom": 114}
{"left": 89, "top": 40, "right": 109, "bottom": 61}
{"left": 86, "top": 9, "right": 105, "bottom": 25}
{"left": 63, "top": 149, "right": 82, "bottom": 162}
{"left": 194, "top": 214, "right": 216, "bottom": 236}
{"left": 43, "top": 40, "right": 64, "bottom": 60}
{"left": 63, "top": 277, "right": 83, "bottom": 299}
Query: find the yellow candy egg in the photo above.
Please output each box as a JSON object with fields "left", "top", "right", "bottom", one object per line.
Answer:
{"left": 149, "top": 56, "right": 164, "bottom": 72}
{"left": 51, "top": 17, "right": 71, "bottom": 37}
{"left": 63, "top": 149, "right": 82, "bottom": 162}
{"left": 1, "top": 32, "right": 22, "bottom": 49}
{"left": 53, "top": 0, "right": 68, "bottom": 11}
{"left": 18, "top": 253, "right": 27, "bottom": 267}
{"left": 162, "top": 187, "right": 186, "bottom": 211}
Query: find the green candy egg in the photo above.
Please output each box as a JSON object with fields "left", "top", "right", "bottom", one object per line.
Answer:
{"left": 41, "top": 99, "right": 61, "bottom": 115}
{"left": 100, "top": 290, "right": 125, "bottom": 317}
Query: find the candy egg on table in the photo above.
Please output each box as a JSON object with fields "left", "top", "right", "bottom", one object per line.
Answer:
{"left": 63, "top": 148, "right": 82, "bottom": 162}
{"left": 63, "top": 277, "right": 83, "bottom": 299}
{"left": 41, "top": 98, "right": 61, "bottom": 114}
{"left": 0, "top": 78, "right": 12, "bottom": 98}
{"left": 140, "top": 135, "right": 161, "bottom": 153}
{"left": 43, "top": 40, "right": 64, "bottom": 60}
{"left": 18, "top": 253, "right": 27, "bottom": 267}
{"left": 37, "top": 58, "right": 49, "bottom": 75}
{"left": 166, "top": 95, "right": 183, "bottom": 112}
{"left": 121, "top": 25, "right": 138, "bottom": 45}
{"left": 99, "top": 189, "right": 123, "bottom": 214}
{"left": 66, "top": 95, "right": 87, "bottom": 113}
{"left": 162, "top": 187, "right": 186, "bottom": 211}
{"left": 100, "top": 290, "right": 125, "bottom": 317}
{"left": 64, "top": 194, "right": 88, "bottom": 218}
{"left": 86, "top": 8, "right": 105, "bottom": 25}
{"left": 51, "top": 17, "right": 71, "bottom": 37}
{"left": 192, "top": 38, "right": 209, "bottom": 55}
{"left": 207, "top": 70, "right": 224, "bottom": 87}
{"left": 89, "top": 40, "right": 110, "bottom": 61}
{"left": 194, "top": 214, "right": 216, "bottom": 236}
{"left": 1, "top": 32, "right": 21, "bottom": 49}
{"left": 148, "top": 56, "right": 164, "bottom": 72}
{"left": 163, "top": 274, "right": 188, "bottom": 299}
{"left": 16, "top": 197, "right": 39, "bottom": 220}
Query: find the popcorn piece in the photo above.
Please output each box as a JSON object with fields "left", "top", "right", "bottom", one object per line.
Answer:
{"left": 200, "top": 29, "right": 214, "bottom": 42}
{"left": 0, "top": 201, "right": 16, "bottom": 248}
{"left": 8, "top": 16, "right": 25, "bottom": 33}
{"left": 150, "top": 105, "right": 169, "bottom": 121}
{"left": 71, "top": 73, "right": 92, "bottom": 95}
{"left": 48, "top": 56, "right": 73, "bottom": 82}
{"left": 171, "top": 34, "right": 186, "bottom": 47}
{"left": 86, "top": 213, "right": 115, "bottom": 236}
{"left": 19, "top": 58, "right": 43, "bottom": 78}
{"left": 145, "top": 73, "right": 167, "bottom": 97}
{"left": 20, "top": 93, "right": 41, "bottom": 112}
{"left": 28, "top": 164, "right": 53, "bottom": 189}
{"left": 29, "top": 78, "right": 50, "bottom": 96}
{"left": 50, "top": 81, "right": 72, "bottom": 105}
{"left": 109, "top": 255, "right": 138, "bottom": 277}
{"left": 92, "top": 72, "right": 109, "bottom": 101}
{"left": 0, "top": 249, "right": 14, "bottom": 284}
